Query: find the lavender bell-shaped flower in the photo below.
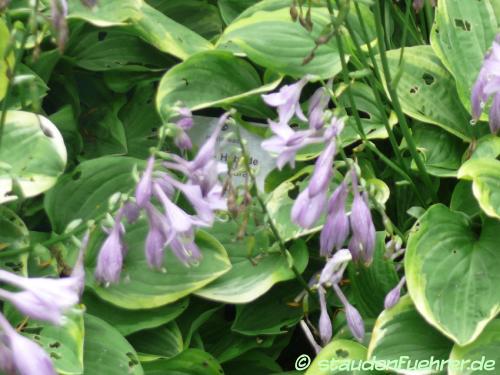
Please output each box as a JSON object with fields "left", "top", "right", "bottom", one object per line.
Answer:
{"left": 262, "top": 78, "right": 308, "bottom": 124}
{"left": 144, "top": 203, "right": 170, "bottom": 269}
{"left": 0, "top": 313, "right": 57, "bottom": 375}
{"left": 319, "top": 248, "right": 352, "bottom": 286}
{"left": 261, "top": 121, "right": 320, "bottom": 170}
{"left": 0, "top": 236, "right": 86, "bottom": 325}
{"left": 0, "top": 342, "right": 15, "bottom": 375}
{"left": 384, "top": 277, "right": 406, "bottom": 309}
{"left": 320, "top": 182, "right": 349, "bottom": 256}
{"left": 349, "top": 172, "right": 376, "bottom": 264}
{"left": 291, "top": 140, "right": 336, "bottom": 229}
{"left": 135, "top": 156, "right": 155, "bottom": 208}
{"left": 333, "top": 284, "right": 365, "bottom": 342}
{"left": 308, "top": 85, "right": 330, "bottom": 131}
{"left": 318, "top": 287, "right": 332, "bottom": 346}
{"left": 95, "top": 218, "right": 127, "bottom": 285}
{"left": 174, "top": 107, "right": 194, "bottom": 150}
{"left": 471, "top": 36, "right": 500, "bottom": 134}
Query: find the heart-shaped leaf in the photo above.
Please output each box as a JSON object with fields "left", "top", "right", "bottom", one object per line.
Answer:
{"left": 0, "top": 111, "right": 67, "bottom": 204}
{"left": 405, "top": 204, "right": 500, "bottom": 345}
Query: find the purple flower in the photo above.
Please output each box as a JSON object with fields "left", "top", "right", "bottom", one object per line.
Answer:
{"left": 471, "top": 36, "right": 500, "bottom": 134}
{"left": 135, "top": 156, "right": 155, "bottom": 208}
{"left": 144, "top": 204, "right": 170, "bottom": 269}
{"left": 319, "top": 248, "right": 352, "bottom": 285}
{"left": 121, "top": 202, "right": 140, "bottom": 224}
{"left": 0, "top": 237, "right": 85, "bottom": 325}
{"left": 170, "top": 232, "right": 202, "bottom": 266}
{"left": 95, "top": 220, "right": 127, "bottom": 285}
{"left": 308, "top": 141, "right": 336, "bottom": 196}
{"left": 320, "top": 182, "right": 349, "bottom": 256}
{"left": 333, "top": 284, "right": 365, "bottom": 342}
{"left": 318, "top": 287, "right": 332, "bottom": 345}
{"left": 291, "top": 187, "right": 327, "bottom": 229}
{"left": 0, "top": 313, "right": 56, "bottom": 375}
{"left": 384, "top": 277, "right": 406, "bottom": 310}
{"left": 51, "top": 0, "right": 68, "bottom": 50}
{"left": 349, "top": 172, "right": 376, "bottom": 264}
{"left": 176, "top": 107, "right": 193, "bottom": 131}
{"left": 308, "top": 86, "right": 330, "bottom": 131}
{"left": 262, "top": 78, "right": 308, "bottom": 124}
{"left": 261, "top": 122, "right": 321, "bottom": 170}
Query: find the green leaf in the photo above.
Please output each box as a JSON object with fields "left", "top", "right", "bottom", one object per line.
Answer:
{"left": 27, "top": 310, "right": 85, "bottom": 375}
{"left": 148, "top": 0, "right": 223, "bottom": 40}
{"left": 82, "top": 292, "right": 188, "bottom": 336}
{"left": 405, "top": 204, "right": 500, "bottom": 345}
{"left": 0, "top": 18, "right": 14, "bottom": 102}
{"left": 44, "top": 156, "right": 141, "bottom": 233}
{"left": 305, "top": 339, "right": 368, "bottom": 375}
{"left": 218, "top": 0, "right": 260, "bottom": 24}
{"left": 195, "top": 219, "right": 308, "bottom": 303}
{"left": 348, "top": 233, "right": 399, "bottom": 319}
{"left": 458, "top": 158, "right": 500, "bottom": 219}
{"left": 379, "top": 45, "right": 472, "bottom": 141}
{"left": 0, "top": 206, "right": 29, "bottom": 252}
{"left": 142, "top": 349, "right": 223, "bottom": 375}
{"left": 450, "top": 181, "right": 481, "bottom": 217}
{"left": 86, "top": 225, "right": 231, "bottom": 309}
{"left": 0, "top": 111, "right": 67, "bottom": 204}
{"left": 449, "top": 319, "right": 500, "bottom": 375}
{"left": 367, "top": 295, "right": 453, "bottom": 374}
{"left": 469, "top": 135, "right": 500, "bottom": 160}
{"left": 430, "top": 0, "right": 498, "bottom": 111}
{"left": 199, "top": 310, "right": 276, "bottom": 363}
{"left": 83, "top": 314, "right": 143, "bottom": 375}
{"left": 231, "top": 282, "right": 304, "bottom": 336}
{"left": 65, "top": 26, "right": 174, "bottom": 72}
{"left": 67, "top": 0, "right": 143, "bottom": 27}
{"left": 128, "top": 322, "right": 183, "bottom": 360}
{"left": 217, "top": 5, "right": 342, "bottom": 79}
{"left": 412, "top": 123, "right": 467, "bottom": 177}
{"left": 156, "top": 50, "right": 280, "bottom": 120}
{"left": 223, "top": 351, "right": 282, "bottom": 375}
{"left": 126, "top": 3, "right": 213, "bottom": 60}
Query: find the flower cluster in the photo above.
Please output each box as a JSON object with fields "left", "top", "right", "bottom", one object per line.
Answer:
{"left": 304, "top": 250, "right": 365, "bottom": 346}
{"left": 472, "top": 35, "right": 500, "bottom": 135}
{"left": 0, "top": 234, "right": 87, "bottom": 375}
{"left": 94, "top": 113, "right": 229, "bottom": 285}
{"left": 261, "top": 78, "right": 376, "bottom": 264}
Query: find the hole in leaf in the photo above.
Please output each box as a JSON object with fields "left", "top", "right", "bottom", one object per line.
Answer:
{"left": 50, "top": 352, "right": 62, "bottom": 360}
{"left": 409, "top": 86, "right": 419, "bottom": 94}
{"left": 98, "top": 32, "right": 107, "bottom": 41}
{"left": 358, "top": 110, "right": 371, "bottom": 120}
{"left": 454, "top": 19, "right": 472, "bottom": 31}
{"left": 49, "top": 342, "right": 61, "bottom": 348}
{"left": 422, "top": 73, "right": 435, "bottom": 85}
{"left": 126, "top": 352, "right": 139, "bottom": 367}
{"left": 288, "top": 185, "right": 300, "bottom": 200}
{"left": 336, "top": 349, "right": 349, "bottom": 358}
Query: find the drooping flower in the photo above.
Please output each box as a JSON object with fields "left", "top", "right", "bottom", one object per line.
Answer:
{"left": 135, "top": 156, "right": 155, "bottom": 208}
{"left": 349, "top": 172, "right": 376, "bottom": 264}
{"left": 94, "top": 219, "right": 127, "bottom": 285}
{"left": 320, "top": 182, "right": 349, "bottom": 256}
{"left": 384, "top": 277, "right": 406, "bottom": 309}
{"left": 0, "top": 313, "right": 57, "bottom": 375}
{"left": 261, "top": 122, "right": 322, "bottom": 170}
{"left": 144, "top": 203, "right": 170, "bottom": 269}
{"left": 318, "top": 248, "right": 352, "bottom": 285}
{"left": 0, "top": 235, "right": 86, "bottom": 325}
{"left": 262, "top": 78, "right": 308, "bottom": 124}
{"left": 318, "top": 287, "right": 332, "bottom": 346}
{"left": 333, "top": 284, "right": 365, "bottom": 342}
{"left": 471, "top": 35, "right": 500, "bottom": 134}
{"left": 291, "top": 139, "right": 337, "bottom": 228}
{"left": 308, "top": 85, "right": 331, "bottom": 131}
{"left": 173, "top": 107, "right": 194, "bottom": 150}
